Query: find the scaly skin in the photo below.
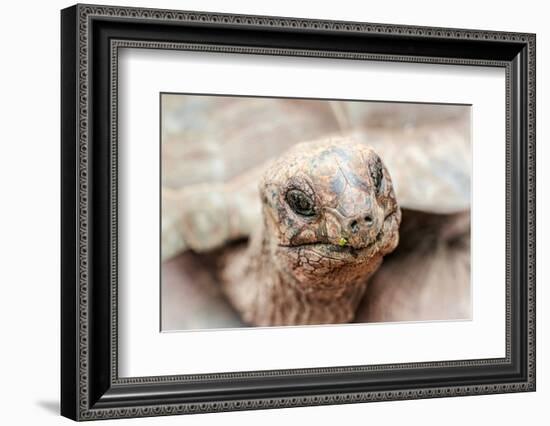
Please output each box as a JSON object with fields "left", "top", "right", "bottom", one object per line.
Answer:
{"left": 220, "top": 139, "right": 401, "bottom": 326}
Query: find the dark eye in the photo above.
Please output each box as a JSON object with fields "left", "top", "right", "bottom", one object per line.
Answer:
{"left": 286, "top": 189, "right": 316, "bottom": 216}
{"left": 370, "top": 158, "right": 383, "bottom": 192}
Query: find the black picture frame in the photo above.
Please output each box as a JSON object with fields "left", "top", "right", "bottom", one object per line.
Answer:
{"left": 61, "top": 3, "right": 536, "bottom": 421}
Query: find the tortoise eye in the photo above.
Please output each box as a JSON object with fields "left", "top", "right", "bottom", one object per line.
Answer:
{"left": 370, "top": 158, "right": 383, "bottom": 192}
{"left": 286, "top": 189, "right": 316, "bottom": 217}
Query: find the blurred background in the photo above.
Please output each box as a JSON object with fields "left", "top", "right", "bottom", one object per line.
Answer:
{"left": 162, "top": 94, "right": 470, "bottom": 192}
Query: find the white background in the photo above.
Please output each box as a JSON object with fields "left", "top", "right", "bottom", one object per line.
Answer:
{"left": 120, "top": 50, "right": 505, "bottom": 376}
{"left": 0, "top": 0, "right": 547, "bottom": 425}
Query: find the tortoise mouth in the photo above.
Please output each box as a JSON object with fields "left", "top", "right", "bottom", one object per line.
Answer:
{"left": 276, "top": 209, "right": 398, "bottom": 264}
{"left": 278, "top": 231, "right": 382, "bottom": 264}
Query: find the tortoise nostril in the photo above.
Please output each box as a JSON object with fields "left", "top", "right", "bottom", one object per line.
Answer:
{"left": 364, "top": 215, "right": 373, "bottom": 224}
{"left": 350, "top": 220, "right": 359, "bottom": 234}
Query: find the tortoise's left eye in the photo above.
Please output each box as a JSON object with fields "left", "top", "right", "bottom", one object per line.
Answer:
{"left": 286, "top": 189, "right": 316, "bottom": 217}
{"left": 370, "top": 158, "right": 383, "bottom": 192}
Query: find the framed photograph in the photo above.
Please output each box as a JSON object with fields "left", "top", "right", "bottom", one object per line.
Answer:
{"left": 61, "top": 4, "right": 536, "bottom": 421}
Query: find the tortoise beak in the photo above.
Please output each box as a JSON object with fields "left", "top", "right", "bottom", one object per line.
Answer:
{"left": 323, "top": 205, "right": 383, "bottom": 250}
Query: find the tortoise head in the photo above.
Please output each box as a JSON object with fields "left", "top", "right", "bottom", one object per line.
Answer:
{"left": 259, "top": 139, "right": 401, "bottom": 291}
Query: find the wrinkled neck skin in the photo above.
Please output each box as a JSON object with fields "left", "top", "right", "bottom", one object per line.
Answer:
{"left": 221, "top": 222, "right": 384, "bottom": 327}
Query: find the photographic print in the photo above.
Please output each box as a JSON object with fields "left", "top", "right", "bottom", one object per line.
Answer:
{"left": 161, "top": 94, "right": 472, "bottom": 331}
